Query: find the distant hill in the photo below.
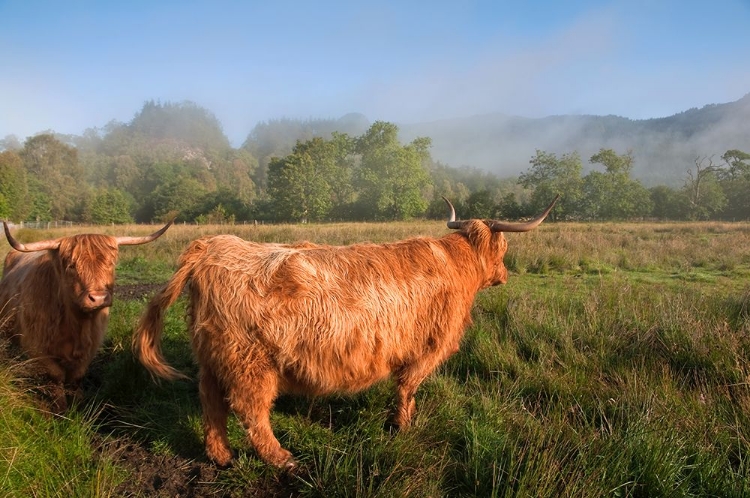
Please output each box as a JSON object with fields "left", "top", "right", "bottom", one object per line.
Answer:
{"left": 398, "top": 94, "right": 750, "bottom": 186}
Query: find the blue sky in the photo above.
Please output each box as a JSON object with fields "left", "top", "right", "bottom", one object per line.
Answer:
{"left": 2, "top": 0, "right": 749, "bottom": 146}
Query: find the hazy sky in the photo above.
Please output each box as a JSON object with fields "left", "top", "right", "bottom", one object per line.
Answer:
{"left": 2, "top": 0, "right": 749, "bottom": 146}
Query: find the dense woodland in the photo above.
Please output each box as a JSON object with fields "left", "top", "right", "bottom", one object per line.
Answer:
{"left": 0, "top": 101, "right": 748, "bottom": 224}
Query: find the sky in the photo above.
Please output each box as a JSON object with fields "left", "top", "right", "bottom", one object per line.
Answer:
{"left": 2, "top": 0, "right": 750, "bottom": 147}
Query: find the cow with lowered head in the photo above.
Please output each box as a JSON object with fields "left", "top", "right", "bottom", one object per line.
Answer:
{"left": 133, "top": 196, "right": 558, "bottom": 469}
{"left": 0, "top": 220, "right": 173, "bottom": 413}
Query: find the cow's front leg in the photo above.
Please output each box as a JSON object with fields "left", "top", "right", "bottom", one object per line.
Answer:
{"left": 46, "top": 382, "right": 67, "bottom": 414}
{"left": 64, "top": 378, "right": 85, "bottom": 409}
{"left": 35, "top": 358, "right": 68, "bottom": 414}
{"left": 395, "top": 352, "right": 454, "bottom": 428}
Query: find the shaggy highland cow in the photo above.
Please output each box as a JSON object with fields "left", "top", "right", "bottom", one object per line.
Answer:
{"left": 133, "top": 197, "right": 558, "bottom": 468}
{"left": 0, "top": 221, "right": 173, "bottom": 412}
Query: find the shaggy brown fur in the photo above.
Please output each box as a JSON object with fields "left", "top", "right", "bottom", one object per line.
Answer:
{"left": 0, "top": 222, "right": 172, "bottom": 412}
{"left": 133, "top": 200, "right": 557, "bottom": 469}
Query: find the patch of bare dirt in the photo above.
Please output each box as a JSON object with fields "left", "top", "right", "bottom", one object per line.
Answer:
{"left": 92, "top": 432, "right": 302, "bottom": 497}
{"left": 95, "top": 436, "right": 224, "bottom": 497}
{"left": 115, "top": 282, "right": 164, "bottom": 301}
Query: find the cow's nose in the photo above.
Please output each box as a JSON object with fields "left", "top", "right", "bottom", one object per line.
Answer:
{"left": 87, "top": 291, "right": 112, "bottom": 309}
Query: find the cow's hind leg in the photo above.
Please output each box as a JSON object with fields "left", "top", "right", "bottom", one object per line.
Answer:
{"left": 225, "top": 360, "right": 295, "bottom": 469}
{"left": 200, "top": 365, "right": 233, "bottom": 466}
{"left": 394, "top": 347, "right": 458, "bottom": 428}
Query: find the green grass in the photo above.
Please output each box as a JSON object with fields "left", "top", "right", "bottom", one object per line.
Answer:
{"left": 1, "top": 220, "right": 750, "bottom": 496}
{"left": 0, "top": 366, "right": 124, "bottom": 497}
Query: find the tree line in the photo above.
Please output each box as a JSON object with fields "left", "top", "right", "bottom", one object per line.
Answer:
{"left": 0, "top": 101, "right": 748, "bottom": 224}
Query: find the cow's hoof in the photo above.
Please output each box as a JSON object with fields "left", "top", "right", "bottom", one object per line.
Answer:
{"left": 207, "top": 447, "right": 234, "bottom": 468}
{"left": 282, "top": 457, "right": 298, "bottom": 473}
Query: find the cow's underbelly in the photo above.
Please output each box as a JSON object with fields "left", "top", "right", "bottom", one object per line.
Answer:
{"left": 279, "top": 355, "right": 393, "bottom": 396}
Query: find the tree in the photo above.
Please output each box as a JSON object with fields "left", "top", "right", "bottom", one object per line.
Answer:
{"left": 150, "top": 177, "right": 207, "bottom": 222}
{"left": 86, "top": 188, "right": 135, "bottom": 224}
{"left": 211, "top": 149, "right": 258, "bottom": 208}
{"left": 496, "top": 192, "right": 525, "bottom": 219}
{"left": 649, "top": 185, "right": 685, "bottom": 220}
{"left": 462, "top": 190, "right": 495, "bottom": 219}
{"left": 581, "top": 149, "right": 652, "bottom": 220}
{"left": 20, "top": 134, "right": 83, "bottom": 220}
{"left": 681, "top": 156, "right": 726, "bottom": 220}
{"left": 188, "top": 188, "right": 251, "bottom": 222}
{"left": 241, "top": 115, "right": 369, "bottom": 189}
{"left": 267, "top": 135, "right": 353, "bottom": 222}
{"left": 268, "top": 150, "right": 331, "bottom": 222}
{"left": 518, "top": 150, "right": 583, "bottom": 220}
{"left": 0, "top": 150, "right": 30, "bottom": 221}
{"left": 354, "top": 122, "right": 431, "bottom": 220}
{"left": 129, "top": 100, "right": 231, "bottom": 153}
{"left": 717, "top": 149, "right": 750, "bottom": 220}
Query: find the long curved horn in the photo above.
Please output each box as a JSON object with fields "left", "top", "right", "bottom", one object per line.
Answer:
{"left": 443, "top": 195, "right": 560, "bottom": 233}
{"left": 442, "top": 196, "right": 462, "bottom": 229}
{"left": 114, "top": 219, "right": 174, "bottom": 246}
{"left": 489, "top": 195, "right": 560, "bottom": 233}
{"left": 3, "top": 221, "right": 61, "bottom": 252}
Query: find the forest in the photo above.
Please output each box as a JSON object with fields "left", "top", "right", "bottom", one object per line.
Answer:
{"left": 0, "top": 100, "right": 748, "bottom": 224}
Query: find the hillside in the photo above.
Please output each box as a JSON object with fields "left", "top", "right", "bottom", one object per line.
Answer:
{"left": 398, "top": 94, "right": 750, "bottom": 186}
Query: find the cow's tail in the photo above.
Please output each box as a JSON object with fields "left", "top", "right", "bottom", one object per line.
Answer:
{"left": 132, "top": 239, "right": 206, "bottom": 381}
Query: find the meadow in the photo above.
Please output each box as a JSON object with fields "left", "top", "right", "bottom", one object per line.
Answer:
{"left": 1, "top": 219, "right": 750, "bottom": 497}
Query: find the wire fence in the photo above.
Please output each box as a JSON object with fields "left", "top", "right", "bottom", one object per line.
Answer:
{"left": 8, "top": 221, "right": 76, "bottom": 230}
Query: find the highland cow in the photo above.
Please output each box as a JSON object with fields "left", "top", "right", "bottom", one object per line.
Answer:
{"left": 0, "top": 220, "right": 173, "bottom": 412}
{"left": 133, "top": 196, "right": 558, "bottom": 468}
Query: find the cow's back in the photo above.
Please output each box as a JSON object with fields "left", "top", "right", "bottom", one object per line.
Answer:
{"left": 187, "top": 235, "right": 481, "bottom": 395}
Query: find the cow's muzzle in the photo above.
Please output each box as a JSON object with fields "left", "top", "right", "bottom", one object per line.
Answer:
{"left": 81, "top": 291, "right": 113, "bottom": 311}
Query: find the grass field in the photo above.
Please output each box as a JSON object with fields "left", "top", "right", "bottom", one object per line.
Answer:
{"left": 1, "top": 220, "right": 749, "bottom": 497}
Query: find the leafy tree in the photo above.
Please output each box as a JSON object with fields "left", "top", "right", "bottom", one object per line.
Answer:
{"left": 424, "top": 178, "right": 471, "bottom": 219}
{"left": 718, "top": 149, "right": 750, "bottom": 220}
{"left": 149, "top": 177, "right": 207, "bottom": 222}
{"left": 268, "top": 152, "right": 331, "bottom": 222}
{"left": 241, "top": 115, "right": 369, "bottom": 189}
{"left": 462, "top": 190, "right": 495, "bottom": 219}
{"left": 0, "top": 150, "right": 30, "bottom": 220}
{"left": 195, "top": 204, "right": 235, "bottom": 225}
{"left": 26, "top": 177, "right": 54, "bottom": 221}
{"left": 518, "top": 150, "right": 583, "bottom": 220}
{"left": 681, "top": 156, "right": 726, "bottom": 220}
{"left": 267, "top": 135, "right": 353, "bottom": 222}
{"left": 130, "top": 100, "right": 231, "bottom": 153}
{"left": 327, "top": 132, "right": 357, "bottom": 209}
{"left": 183, "top": 188, "right": 252, "bottom": 222}
{"left": 649, "top": 185, "right": 685, "bottom": 220}
{"left": 211, "top": 149, "right": 258, "bottom": 208}
{"left": 354, "top": 122, "right": 431, "bottom": 220}
{"left": 85, "top": 188, "right": 135, "bottom": 224}
{"left": 20, "top": 134, "right": 83, "bottom": 220}
{"left": 129, "top": 161, "right": 214, "bottom": 222}
{"left": 496, "top": 192, "right": 526, "bottom": 219}
{"left": 581, "top": 149, "right": 652, "bottom": 220}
